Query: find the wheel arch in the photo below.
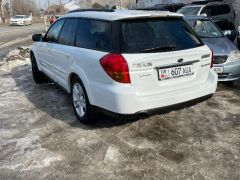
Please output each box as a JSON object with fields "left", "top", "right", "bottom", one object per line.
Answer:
{"left": 68, "top": 72, "right": 94, "bottom": 105}
{"left": 30, "top": 48, "right": 42, "bottom": 71}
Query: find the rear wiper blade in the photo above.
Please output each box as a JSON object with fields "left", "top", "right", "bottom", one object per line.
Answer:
{"left": 140, "top": 45, "right": 176, "bottom": 53}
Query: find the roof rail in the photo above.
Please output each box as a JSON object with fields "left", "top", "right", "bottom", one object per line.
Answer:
{"left": 68, "top": 9, "right": 115, "bottom": 13}
{"left": 154, "top": 3, "right": 184, "bottom": 6}
{"left": 191, "top": 0, "right": 224, "bottom": 5}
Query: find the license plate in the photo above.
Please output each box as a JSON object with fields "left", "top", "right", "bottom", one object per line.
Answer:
{"left": 158, "top": 65, "right": 194, "bottom": 80}
{"left": 213, "top": 67, "right": 223, "bottom": 74}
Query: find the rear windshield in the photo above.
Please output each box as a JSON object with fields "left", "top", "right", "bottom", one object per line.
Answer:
{"left": 14, "top": 16, "right": 25, "bottom": 19}
{"left": 177, "top": 7, "right": 201, "bottom": 15}
{"left": 120, "top": 18, "right": 202, "bottom": 53}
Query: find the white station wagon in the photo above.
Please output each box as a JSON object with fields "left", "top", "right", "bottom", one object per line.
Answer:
{"left": 31, "top": 9, "right": 218, "bottom": 123}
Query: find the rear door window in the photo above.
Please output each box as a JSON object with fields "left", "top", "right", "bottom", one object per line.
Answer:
{"left": 120, "top": 18, "right": 202, "bottom": 53}
{"left": 58, "top": 18, "right": 78, "bottom": 46}
{"left": 75, "top": 19, "right": 111, "bottom": 51}
{"left": 46, "top": 19, "right": 65, "bottom": 43}
{"left": 209, "top": 5, "right": 231, "bottom": 16}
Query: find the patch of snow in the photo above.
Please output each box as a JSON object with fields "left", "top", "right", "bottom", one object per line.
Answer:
{"left": 0, "top": 46, "right": 30, "bottom": 66}
{"left": 6, "top": 49, "right": 20, "bottom": 58}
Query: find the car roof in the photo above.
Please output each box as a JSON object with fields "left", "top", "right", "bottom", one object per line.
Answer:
{"left": 191, "top": 0, "right": 227, "bottom": 5}
{"left": 181, "top": 5, "right": 204, "bottom": 8}
{"left": 184, "top": 15, "right": 230, "bottom": 23}
{"left": 184, "top": 16, "right": 209, "bottom": 20}
{"left": 184, "top": 2, "right": 230, "bottom": 8}
{"left": 139, "top": 3, "right": 184, "bottom": 10}
{"left": 64, "top": 9, "right": 183, "bottom": 21}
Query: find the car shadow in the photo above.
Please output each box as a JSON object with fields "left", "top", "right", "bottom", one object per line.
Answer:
{"left": 10, "top": 64, "right": 144, "bottom": 129}
{"left": 218, "top": 80, "right": 240, "bottom": 90}
{"left": 10, "top": 64, "right": 218, "bottom": 129}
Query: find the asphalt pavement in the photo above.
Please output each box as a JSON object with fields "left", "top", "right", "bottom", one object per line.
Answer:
{"left": 0, "top": 23, "right": 46, "bottom": 58}
{"left": 0, "top": 48, "right": 239, "bottom": 179}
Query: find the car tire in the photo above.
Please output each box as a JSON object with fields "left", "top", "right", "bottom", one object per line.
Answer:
{"left": 71, "top": 77, "right": 96, "bottom": 124}
{"left": 31, "top": 54, "right": 47, "bottom": 84}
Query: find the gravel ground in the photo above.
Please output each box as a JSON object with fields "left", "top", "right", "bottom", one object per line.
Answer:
{"left": 0, "top": 48, "right": 240, "bottom": 179}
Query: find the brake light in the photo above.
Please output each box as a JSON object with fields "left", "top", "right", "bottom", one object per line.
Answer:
{"left": 210, "top": 49, "right": 214, "bottom": 68}
{"left": 100, "top": 53, "right": 130, "bottom": 83}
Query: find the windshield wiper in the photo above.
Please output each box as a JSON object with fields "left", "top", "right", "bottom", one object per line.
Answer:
{"left": 140, "top": 45, "right": 176, "bottom": 53}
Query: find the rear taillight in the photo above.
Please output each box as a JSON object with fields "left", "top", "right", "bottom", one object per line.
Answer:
{"left": 100, "top": 53, "right": 130, "bottom": 83}
{"left": 210, "top": 49, "right": 214, "bottom": 68}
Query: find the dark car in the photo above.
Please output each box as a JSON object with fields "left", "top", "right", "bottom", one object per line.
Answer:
{"left": 177, "top": 1, "right": 236, "bottom": 25}
{"left": 138, "top": 3, "right": 185, "bottom": 12}
{"left": 185, "top": 16, "right": 240, "bottom": 82}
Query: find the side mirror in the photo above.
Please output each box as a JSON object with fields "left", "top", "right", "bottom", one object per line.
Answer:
{"left": 201, "top": 13, "right": 207, "bottom": 17}
{"left": 32, "top": 34, "right": 43, "bottom": 42}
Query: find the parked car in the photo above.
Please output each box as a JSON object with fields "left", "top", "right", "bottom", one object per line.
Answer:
{"left": 31, "top": 10, "right": 217, "bottom": 123}
{"left": 177, "top": 1, "right": 235, "bottom": 25}
{"left": 185, "top": 16, "right": 240, "bottom": 82}
{"left": 138, "top": 3, "right": 185, "bottom": 12}
{"left": 9, "top": 15, "right": 32, "bottom": 26}
{"left": 237, "top": 26, "right": 240, "bottom": 49}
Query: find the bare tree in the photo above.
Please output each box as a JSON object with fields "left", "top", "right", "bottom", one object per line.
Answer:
{"left": 77, "top": 0, "right": 136, "bottom": 9}
{"left": 11, "top": 0, "right": 38, "bottom": 16}
{"left": 0, "top": 0, "right": 5, "bottom": 23}
{"left": 91, "top": 2, "right": 104, "bottom": 9}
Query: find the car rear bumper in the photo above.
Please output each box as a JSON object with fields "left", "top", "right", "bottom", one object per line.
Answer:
{"left": 9, "top": 22, "right": 24, "bottom": 26}
{"left": 213, "top": 61, "right": 240, "bottom": 81}
{"left": 93, "top": 94, "right": 213, "bottom": 118}
{"left": 90, "top": 69, "right": 218, "bottom": 114}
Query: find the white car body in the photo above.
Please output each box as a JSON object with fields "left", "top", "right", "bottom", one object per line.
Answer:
{"left": 31, "top": 10, "right": 218, "bottom": 116}
{"left": 9, "top": 15, "right": 32, "bottom": 26}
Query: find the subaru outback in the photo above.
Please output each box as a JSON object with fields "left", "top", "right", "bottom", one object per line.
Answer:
{"left": 31, "top": 10, "right": 218, "bottom": 123}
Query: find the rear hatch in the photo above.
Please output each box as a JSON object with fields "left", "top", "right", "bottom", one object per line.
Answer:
{"left": 118, "top": 18, "right": 212, "bottom": 95}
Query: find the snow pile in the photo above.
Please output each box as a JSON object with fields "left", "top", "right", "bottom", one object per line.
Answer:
{"left": 64, "top": 0, "right": 80, "bottom": 11}
{"left": 0, "top": 47, "right": 30, "bottom": 66}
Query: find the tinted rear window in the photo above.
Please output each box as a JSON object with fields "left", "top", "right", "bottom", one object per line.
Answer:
{"left": 58, "top": 18, "right": 78, "bottom": 46}
{"left": 120, "top": 18, "right": 202, "bottom": 53}
{"left": 211, "top": 5, "right": 231, "bottom": 16}
{"left": 75, "top": 19, "right": 111, "bottom": 51}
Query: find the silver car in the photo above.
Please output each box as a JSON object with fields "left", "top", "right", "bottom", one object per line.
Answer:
{"left": 185, "top": 16, "right": 240, "bottom": 82}
{"left": 178, "top": 1, "right": 235, "bottom": 25}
